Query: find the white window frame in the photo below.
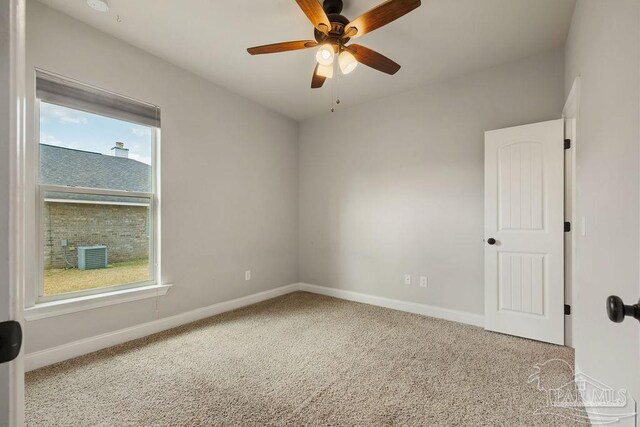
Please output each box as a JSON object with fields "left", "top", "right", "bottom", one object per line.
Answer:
{"left": 34, "top": 89, "right": 161, "bottom": 304}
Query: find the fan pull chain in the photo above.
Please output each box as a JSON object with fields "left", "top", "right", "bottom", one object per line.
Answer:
{"left": 330, "top": 61, "right": 337, "bottom": 113}
{"left": 330, "top": 80, "right": 335, "bottom": 113}
{"left": 330, "top": 46, "right": 342, "bottom": 113}
{"left": 336, "top": 45, "right": 341, "bottom": 106}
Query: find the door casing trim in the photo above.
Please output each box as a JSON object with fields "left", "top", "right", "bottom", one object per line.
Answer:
{"left": 4, "top": 0, "right": 27, "bottom": 425}
{"left": 562, "top": 77, "right": 580, "bottom": 348}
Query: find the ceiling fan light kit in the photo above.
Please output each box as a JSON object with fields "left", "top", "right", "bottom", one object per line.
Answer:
{"left": 316, "top": 63, "right": 334, "bottom": 78}
{"left": 316, "top": 43, "right": 336, "bottom": 66}
{"left": 247, "top": 0, "right": 422, "bottom": 101}
{"left": 338, "top": 50, "right": 358, "bottom": 74}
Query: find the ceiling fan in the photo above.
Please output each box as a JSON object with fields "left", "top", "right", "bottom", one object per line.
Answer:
{"left": 247, "top": 0, "right": 421, "bottom": 89}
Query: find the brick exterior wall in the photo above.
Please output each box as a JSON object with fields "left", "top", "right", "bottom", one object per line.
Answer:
{"left": 44, "top": 202, "right": 150, "bottom": 269}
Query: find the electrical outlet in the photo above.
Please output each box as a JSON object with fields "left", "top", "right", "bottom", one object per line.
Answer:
{"left": 404, "top": 274, "right": 411, "bottom": 285}
{"left": 420, "top": 276, "right": 428, "bottom": 288}
{"left": 245, "top": 270, "right": 251, "bottom": 281}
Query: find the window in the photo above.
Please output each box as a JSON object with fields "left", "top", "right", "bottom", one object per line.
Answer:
{"left": 36, "top": 70, "right": 160, "bottom": 302}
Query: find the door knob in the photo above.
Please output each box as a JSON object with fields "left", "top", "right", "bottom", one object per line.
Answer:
{"left": 487, "top": 238, "right": 496, "bottom": 245}
{"left": 0, "top": 320, "right": 22, "bottom": 364}
{"left": 606, "top": 295, "right": 640, "bottom": 323}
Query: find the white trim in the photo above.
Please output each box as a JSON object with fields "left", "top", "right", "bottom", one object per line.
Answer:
{"left": 40, "top": 184, "right": 152, "bottom": 199}
{"left": 25, "top": 99, "right": 44, "bottom": 308}
{"left": 5, "top": 0, "right": 27, "bottom": 425}
{"left": 44, "top": 198, "right": 149, "bottom": 207}
{"left": 24, "top": 283, "right": 172, "bottom": 321}
{"left": 299, "top": 283, "right": 485, "bottom": 327}
{"left": 562, "top": 77, "right": 580, "bottom": 349}
{"left": 151, "top": 127, "right": 160, "bottom": 315}
{"left": 25, "top": 283, "right": 299, "bottom": 371}
{"left": 37, "top": 278, "right": 158, "bottom": 304}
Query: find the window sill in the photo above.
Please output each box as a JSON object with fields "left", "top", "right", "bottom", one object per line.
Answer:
{"left": 24, "top": 283, "right": 172, "bottom": 321}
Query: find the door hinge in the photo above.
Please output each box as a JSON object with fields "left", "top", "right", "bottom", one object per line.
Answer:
{"left": 564, "top": 222, "right": 571, "bottom": 232}
{"left": 564, "top": 139, "right": 571, "bottom": 149}
{"left": 564, "top": 304, "right": 571, "bottom": 315}
{"left": 0, "top": 320, "right": 22, "bottom": 364}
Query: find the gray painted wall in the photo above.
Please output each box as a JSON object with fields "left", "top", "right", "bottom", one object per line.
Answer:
{"left": 25, "top": 1, "right": 299, "bottom": 353}
{"left": 565, "top": 0, "right": 640, "bottom": 402}
{"left": 298, "top": 50, "right": 565, "bottom": 315}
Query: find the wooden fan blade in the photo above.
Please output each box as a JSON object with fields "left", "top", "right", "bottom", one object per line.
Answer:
{"left": 347, "top": 44, "right": 401, "bottom": 75}
{"left": 311, "top": 63, "right": 327, "bottom": 88}
{"left": 296, "top": 0, "right": 332, "bottom": 34}
{"left": 344, "top": 0, "right": 421, "bottom": 38}
{"left": 247, "top": 40, "right": 318, "bottom": 55}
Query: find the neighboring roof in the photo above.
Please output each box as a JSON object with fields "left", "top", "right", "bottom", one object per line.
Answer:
{"left": 40, "top": 144, "right": 150, "bottom": 193}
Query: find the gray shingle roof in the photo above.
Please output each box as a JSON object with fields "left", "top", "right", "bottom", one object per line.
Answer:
{"left": 40, "top": 144, "right": 150, "bottom": 192}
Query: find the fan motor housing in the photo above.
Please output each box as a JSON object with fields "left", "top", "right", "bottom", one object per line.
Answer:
{"left": 314, "top": 13, "right": 350, "bottom": 44}
{"left": 323, "top": 0, "right": 343, "bottom": 14}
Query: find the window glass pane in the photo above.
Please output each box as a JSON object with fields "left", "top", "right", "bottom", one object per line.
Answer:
{"left": 43, "top": 192, "right": 152, "bottom": 296}
{"left": 39, "top": 101, "right": 152, "bottom": 192}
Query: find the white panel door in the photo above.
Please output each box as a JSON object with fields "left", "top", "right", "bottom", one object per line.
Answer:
{"left": 484, "top": 119, "right": 564, "bottom": 345}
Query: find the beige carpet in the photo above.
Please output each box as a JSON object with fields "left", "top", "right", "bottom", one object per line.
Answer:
{"left": 26, "top": 292, "right": 585, "bottom": 426}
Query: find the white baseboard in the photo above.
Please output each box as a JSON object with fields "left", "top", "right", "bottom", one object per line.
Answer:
{"left": 299, "top": 283, "right": 485, "bottom": 328}
{"left": 25, "top": 283, "right": 299, "bottom": 371}
{"left": 26, "top": 282, "right": 484, "bottom": 371}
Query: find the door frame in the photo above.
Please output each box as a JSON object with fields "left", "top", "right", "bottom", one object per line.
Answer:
{"left": 2, "top": 0, "right": 26, "bottom": 425}
{"left": 562, "top": 77, "right": 580, "bottom": 348}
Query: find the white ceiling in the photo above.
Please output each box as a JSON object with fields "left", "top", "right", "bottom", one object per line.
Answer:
{"left": 37, "top": 0, "right": 576, "bottom": 121}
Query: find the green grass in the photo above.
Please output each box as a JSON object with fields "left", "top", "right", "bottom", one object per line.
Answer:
{"left": 44, "top": 258, "right": 150, "bottom": 296}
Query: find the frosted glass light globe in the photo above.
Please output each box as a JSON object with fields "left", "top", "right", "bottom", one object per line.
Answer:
{"left": 339, "top": 51, "right": 358, "bottom": 74}
{"left": 317, "top": 64, "right": 334, "bottom": 78}
{"left": 316, "top": 44, "right": 335, "bottom": 66}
